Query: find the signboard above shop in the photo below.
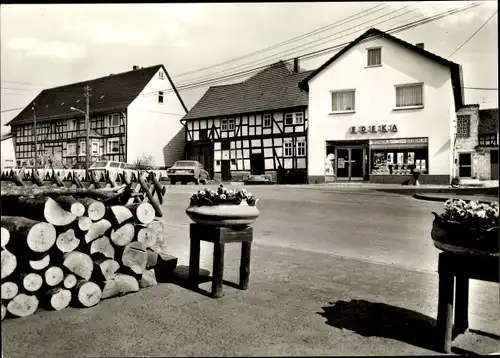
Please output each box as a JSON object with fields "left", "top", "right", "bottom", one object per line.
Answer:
{"left": 350, "top": 125, "right": 398, "bottom": 134}
{"left": 369, "top": 137, "right": 429, "bottom": 150}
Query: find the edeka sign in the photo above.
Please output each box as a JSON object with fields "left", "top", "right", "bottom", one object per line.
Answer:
{"left": 349, "top": 124, "right": 398, "bottom": 134}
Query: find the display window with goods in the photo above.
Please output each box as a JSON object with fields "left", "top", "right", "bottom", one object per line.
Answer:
{"left": 370, "top": 148, "right": 428, "bottom": 175}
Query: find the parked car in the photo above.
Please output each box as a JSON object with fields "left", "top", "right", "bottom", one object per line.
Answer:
{"left": 167, "top": 160, "right": 209, "bottom": 185}
{"left": 88, "top": 160, "right": 135, "bottom": 181}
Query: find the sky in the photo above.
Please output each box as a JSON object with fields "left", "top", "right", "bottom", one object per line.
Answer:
{"left": 1, "top": 1, "right": 498, "bottom": 155}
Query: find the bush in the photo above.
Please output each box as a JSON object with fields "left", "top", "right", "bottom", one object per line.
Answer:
{"left": 131, "top": 154, "right": 155, "bottom": 170}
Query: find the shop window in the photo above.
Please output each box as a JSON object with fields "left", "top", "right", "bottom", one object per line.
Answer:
{"left": 263, "top": 114, "right": 272, "bottom": 127}
{"left": 296, "top": 140, "right": 306, "bottom": 157}
{"left": 367, "top": 47, "right": 381, "bottom": 67}
{"left": 284, "top": 141, "right": 293, "bottom": 157}
{"left": 456, "top": 115, "right": 470, "bottom": 138}
{"left": 395, "top": 84, "right": 423, "bottom": 108}
{"left": 371, "top": 148, "right": 429, "bottom": 175}
{"left": 331, "top": 90, "right": 355, "bottom": 112}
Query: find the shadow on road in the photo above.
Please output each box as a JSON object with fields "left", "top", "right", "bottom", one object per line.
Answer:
{"left": 317, "top": 299, "right": 443, "bottom": 353}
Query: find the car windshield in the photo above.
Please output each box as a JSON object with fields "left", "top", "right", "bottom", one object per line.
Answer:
{"left": 173, "top": 161, "right": 198, "bottom": 167}
{"left": 90, "top": 161, "right": 108, "bottom": 168}
{"left": 109, "top": 162, "right": 121, "bottom": 168}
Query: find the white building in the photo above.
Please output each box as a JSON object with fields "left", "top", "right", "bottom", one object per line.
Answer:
{"left": 299, "top": 28, "right": 464, "bottom": 185}
{"left": 5, "top": 65, "right": 187, "bottom": 169}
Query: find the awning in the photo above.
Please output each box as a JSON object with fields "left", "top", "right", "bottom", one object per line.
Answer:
{"left": 369, "top": 137, "right": 428, "bottom": 150}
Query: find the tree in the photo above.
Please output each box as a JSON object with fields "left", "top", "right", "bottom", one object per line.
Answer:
{"left": 131, "top": 154, "right": 155, "bottom": 170}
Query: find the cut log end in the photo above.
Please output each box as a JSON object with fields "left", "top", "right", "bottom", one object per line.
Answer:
{"left": 77, "top": 216, "right": 92, "bottom": 232}
{"left": 44, "top": 197, "right": 77, "bottom": 226}
{"left": 85, "top": 219, "right": 112, "bottom": 244}
{"left": 89, "top": 236, "right": 115, "bottom": 260}
{"left": 29, "top": 254, "right": 50, "bottom": 271}
{"left": 63, "top": 251, "right": 94, "bottom": 280}
{"left": 27, "top": 222, "right": 57, "bottom": 253}
{"left": 63, "top": 274, "right": 77, "bottom": 289}
{"left": 1, "top": 249, "right": 17, "bottom": 280}
{"left": 22, "top": 273, "right": 44, "bottom": 292}
{"left": 102, "top": 274, "right": 139, "bottom": 300}
{"left": 137, "top": 227, "right": 157, "bottom": 248}
{"left": 1, "top": 227, "right": 9, "bottom": 248}
{"left": 75, "top": 281, "right": 102, "bottom": 307}
{"left": 139, "top": 269, "right": 158, "bottom": 288}
{"left": 121, "top": 242, "right": 147, "bottom": 275}
{"left": 46, "top": 287, "right": 72, "bottom": 311}
{"left": 94, "top": 259, "right": 120, "bottom": 280}
{"left": 56, "top": 229, "right": 80, "bottom": 253}
{"left": 133, "top": 203, "right": 155, "bottom": 224}
{"left": 109, "top": 206, "right": 133, "bottom": 225}
{"left": 1, "top": 282, "right": 19, "bottom": 300}
{"left": 7, "top": 294, "right": 39, "bottom": 317}
{"left": 88, "top": 202, "right": 106, "bottom": 222}
{"left": 44, "top": 266, "right": 64, "bottom": 287}
{"left": 110, "top": 223, "right": 135, "bottom": 247}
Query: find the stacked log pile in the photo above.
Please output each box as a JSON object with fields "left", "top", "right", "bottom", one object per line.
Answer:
{"left": 0, "top": 172, "right": 177, "bottom": 320}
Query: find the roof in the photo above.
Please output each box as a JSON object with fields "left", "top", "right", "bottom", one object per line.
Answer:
{"left": 182, "top": 61, "right": 313, "bottom": 120}
{"left": 7, "top": 64, "right": 187, "bottom": 126}
{"left": 298, "top": 28, "right": 464, "bottom": 111}
{"left": 478, "top": 108, "right": 499, "bottom": 134}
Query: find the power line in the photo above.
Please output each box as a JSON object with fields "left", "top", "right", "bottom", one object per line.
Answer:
{"left": 172, "top": 3, "right": 390, "bottom": 78}
{"left": 447, "top": 10, "right": 497, "bottom": 58}
{"left": 463, "top": 87, "right": 498, "bottom": 90}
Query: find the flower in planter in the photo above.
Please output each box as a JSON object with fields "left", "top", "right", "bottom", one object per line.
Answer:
{"left": 189, "top": 184, "right": 258, "bottom": 206}
{"left": 441, "top": 198, "right": 498, "bottom": 229}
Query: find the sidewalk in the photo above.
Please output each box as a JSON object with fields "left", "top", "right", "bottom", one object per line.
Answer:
{"left": 2, "top": 233, "right": 499, "bottom": 357}
{"left": 414, "top": 192, "right": 499, "bottom": 203}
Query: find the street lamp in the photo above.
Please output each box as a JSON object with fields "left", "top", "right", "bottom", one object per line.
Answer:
{"left": 70, "top": 106, "right": 90, "bottom": 177}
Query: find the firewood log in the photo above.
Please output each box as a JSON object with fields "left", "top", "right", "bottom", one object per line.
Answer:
{"left": 90, "top": 171, "right": 102, "bottom": 189}
{"left": 106, "top": 205, "right": 133, "bottom": 226}
{"left": 136, "top": 226, "right": 157, "bottom": 248}
{"left": 89, "top": 236, "right": 115, "bottom": 260}
{"left": 56, "top": 229, "right": 81, "bottom": 253}
{"left": 147, "top": 220, "right": 166, "bottom": 254}
{"left": 7, "top": 293, "right": 38, "bottom": 317}
{"left": 110, "top": 223, "right": 135, "bottom": 247}
{"left": 63, "top": 251, "right": 93, "bottom": 280}
{"left": 77, "top": 216, "right": 92, "bottom": 232}
{"left": 101, "top": 274, "right": 139, "bottom": 300}
{"left": 63, "top": 273, "right": 77, "bottom": 289}
{"left": 139, "top": 269, "right": 158, "bottom": 288}
{"left": 20, "top": 272, "right": 43, "bottom": 293}
{"left": 120, "top": 242, "right": 147, "bottom": 276}
{"left": 78, "top": 198, "right": 106, "bottom": 222}
{"left": 84, "top": 219, "right": 112, "bottom": 244}
{"left": 127, "top": 182, "right": 142, "bottom": 205}
{"left": 1, "top": 197, "right": 77, "bottom": 227}
{"left": 138, "top": 175, "right": 162, "bottom": 217}
{"left": 1, "top": 227, "right": 9, "bottom": 248}
{"left": 1, "top": 249, "right": 17, "bottom": 279}
{"left": 1, "top": 281, "right": 19, "bottom": 301}
{"left": 72, "top": 280, "right": 102, "bottom": 308}
{"left": 29, "top": 254, "right": 50, "bottom": 271}
{"left": 42, "top": 287, "right": 72, "bottom": 311}
{"left": 1, "top": 216, "right": 57, "bottom": 259}
{"left": 1, "top": 304, "right": 6, "bottom": 320}
{"left": 101, "top": 183, "right": 134, "bottom": 206}
{"left": 11, "top": 170, "right": 26, "bottom": 187}
{"left": 93, "top": 258, "right": 120, "bottom": 280}
{"left": 52, "top": 171, "right": 65, "bottom": 187}
{"left": 31, "top": 169, "right": 45, "bottom": 186}
{"left": 125, "top": 202, "right": 155, "bottom": 225}
{"left": 44, "top": 266, "right": 64, "bottom": 287}
{"left": 149, "top": 172, "right": 166, "bottom": 204}
{"left": 0, "top": 186, "right": 125, "bottom": 198}
{"left": 72, "top": 171, "right": 84, "bottom": 188}
{"left": 53, "top": 196, "right": 85, "bottom": 217}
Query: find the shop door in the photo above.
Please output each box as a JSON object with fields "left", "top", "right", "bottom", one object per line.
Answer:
{"left": 336, "top": 148, "right": 349, "bottom": 178}
{"left": 490, "top": 150, "right": 499, "bottom": 180}
{"left": 350, "top": 148, "right": 364, "bottom": 178}
{"left": 221, "top": 160, "right": 231, "bottom": 181}
{"left": 458, "top": 153, "right": 472, "bottom": 178}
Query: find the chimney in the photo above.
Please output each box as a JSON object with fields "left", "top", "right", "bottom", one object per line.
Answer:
{"left": 415, "top": 43, "right": 424, "bottom": 50}
{"left": 293, "top": 58, "right": 299, "bottom": 73}
{"left": 132, "top": 65, "right": 139, "bottom": 70}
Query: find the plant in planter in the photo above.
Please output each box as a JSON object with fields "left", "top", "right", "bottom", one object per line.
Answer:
{"left": 431, "top": 198, "right": 499, "bottom": 254}
{"left": 186, "top": 184, "right": 260, "bottom": 228}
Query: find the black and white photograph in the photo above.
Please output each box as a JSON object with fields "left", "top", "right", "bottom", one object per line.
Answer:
{"left": 0, "top": 1, "right": 499, "bottom": 357}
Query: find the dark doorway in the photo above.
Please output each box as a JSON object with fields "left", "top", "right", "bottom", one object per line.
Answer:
{"left": 490, "top": 150, "right": 498, "bottom": 180}
{"left": 221, "top": 160, "right": 231, "bottom": 181}
{"left": 458, "top": 153, "right": 472, "bottom": 178}
{"left": 336, "top": 148, "right": 349, "bottom": 178}
{"left": 350, "top": 148, "right": 364, "bottom": 178}
{"left": 250, "top": 153, "right": 265, "bottom": 175}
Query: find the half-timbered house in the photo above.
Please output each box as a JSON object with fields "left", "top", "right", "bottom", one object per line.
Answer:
{"left": 181, "top": 60, "right": 313, "bottom": 183}
{"left": 6, "top": 65, "right": 187, "bottom": 169}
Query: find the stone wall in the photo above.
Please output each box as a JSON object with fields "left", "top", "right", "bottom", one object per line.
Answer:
{"left": 472, "top": 149, "right": 491, "bottom": 180}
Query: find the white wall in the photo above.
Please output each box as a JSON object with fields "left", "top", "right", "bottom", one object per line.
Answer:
{"left": 127, "top": 67, "right": 187, "bottom": 167}
{"left": 308, "top": 36, "right": 456, "bottom": 176}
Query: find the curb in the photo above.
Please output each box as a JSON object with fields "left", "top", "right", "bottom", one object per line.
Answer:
{"left": 412, "top": 193, "right": 449, "bottom": 202}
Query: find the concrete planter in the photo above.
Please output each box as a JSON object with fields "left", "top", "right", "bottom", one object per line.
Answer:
{"left": 186, "top": 200, "right": 260, "bottom": 228}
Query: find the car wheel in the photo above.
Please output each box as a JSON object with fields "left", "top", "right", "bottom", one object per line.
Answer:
{"left": 181, "top": 181, "right": 187, "bottom": 185}
{"left": 171, "top": 180, "right": 176, "bottom": 185}
{"left": 200, "top": 179, "right": 207, "bottom": 185}
{"left": 195, "top": 178, "right": 200, "bottom": 185}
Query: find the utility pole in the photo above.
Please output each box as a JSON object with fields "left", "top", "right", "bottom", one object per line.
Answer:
{"left": 31, "top": 102, "right": 38, "bottom": 171}
{"left": 84, "top": 85, "right": 92, "bottom": 178}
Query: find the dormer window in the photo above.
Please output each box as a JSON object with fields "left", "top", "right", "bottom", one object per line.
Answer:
{"left": 367, "top": 47, "right": 381, "bottom": 67}
{"left": 159, "top": 71, "right": 164, "bottom": 80}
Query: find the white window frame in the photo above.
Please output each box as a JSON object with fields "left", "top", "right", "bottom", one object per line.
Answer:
{"left": 108, "top": 114, "right": 120, "bottom": 127}
{"left": 263, "top": 114, "right": 272, "bottom": 128}
{"left": 158, "top": 71, "right": 164, "bottom": 80}
{"left": 330, "top": 90, "right": 356, "bottom": 114}
{"left": 227, "top": 118, "right": 235, "bottom": 130}
{"left": 91, "top": 141, "right": 100, "bottom": 155}
{"left": 221, "top": 119, "right": 228, "bottom": 131}
{"left": 79, "top": 140, "right": 86, "bottom": 155}
{"left": 107, "top": 138, "right": 120, "bottom": 154}
{"left": 367, "top": 47, "right": 382, "bottom": 67}
{"left": 67, "top": 143, "right": 76, "bottom": 156}
{"left": 394, "top": 83, "right": 424, "bottom": 110}
{"left": 284, "top": 112, "right": 304, "bottom": 125}
{"left": 158, "top": 91, "right": 164, "bottom": 104}
{"left": 283, "top": 140, "right": 293, "bottom": 157}
{"left": 296, "top": 139, "right": 306, "bottom": 157}
{"left": 68, "top": 119, "right": 77, "bottom": 131}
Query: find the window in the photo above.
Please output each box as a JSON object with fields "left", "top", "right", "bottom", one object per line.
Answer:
{"left": 296, "top": 140, "right": 306, "bottom": 157}
{"left": 221, "top": 140, "right": 230, "bottom": 150}
{"left": 479, "top": 134, "right": 498, "bottom": 146}
{"left": 367, "top": 48, "right": 381, "bottom": 66}
{"left": 263, "top": 114, "right": 272, "bottom": 127}
{"left": 109, "top": 162, "right": 121, "bottom": 168}
{"left": 331, "top": 90, "right": 355, "bottom": 112}
{"left": 92, "top": 141, "right": 99, "bottom": 155}
{"left": 67, "top": 143, "right": 76, "bottom": 155}
{"left": 221, "top": 119, "right": 228, "bottom": 131}
{"left": 159, "top": 71, "right": 164, "bottom": 80}
{"left": 395, "top": 84, "right": 423, "bottom": 108}
{"left": 284, "top": 141, "right": 293, "bottom": 157}
{"left": 199, "top": 129, "right": 208, "bottom": 140}
{"left": 228, "top": 118, "right": 235, "bottom": 130}
{"left": 158, "top": 91, "right": 164, "bottom": 104}
{"left": 108, "top": 114, "right": 120, "bottom": 127}
{"left": 68, "top": 120, "right": 77, "bottom": 131}
{"left": 284, "top": 112, "right": 305, "bottom": 125}
{"left": 456, "top": 115, "right": 471, "bottom": 138}
{"left": 80, "top": 140, "right": 86, "bottom": 155}
{"left": 107, "top": 138, "right": 120, "bottom": 153}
